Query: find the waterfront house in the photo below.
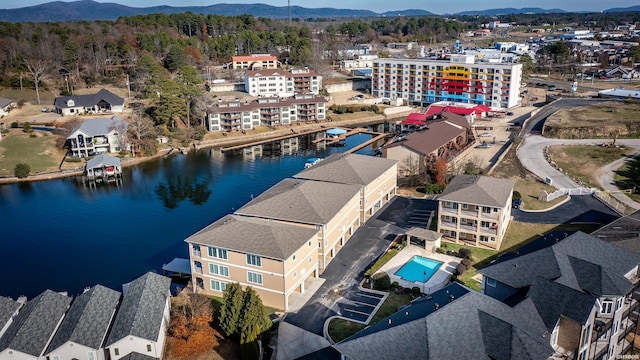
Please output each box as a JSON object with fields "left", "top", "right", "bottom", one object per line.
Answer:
{"left": 66, "top": 115, "right": 129, "bottom": 158}
{"left": 53, "top": 89, "right": 125, "bottom": 116}
{"left": 0, "top": 297, "right": 21, "bottom": 340}
{"left": 186, "top": 214, "right": 320, "bottom": 310}
{"left": 0, "top": 290, "right": 71, "bottom": 360}
{"left": 235, "top": 179, "right": 362, "bottom": 273}
{"left": 45, "top": 285, "right": 121, "bottom": 360}
{"left": 294, "top": 153, "right": 398, "bottom": 222}
{"left": 104, "top": 272, "right": 171, "bottom": 360}
{"left": 437, "top": 175, "right": 514, "bottom": 249}
{"left": 383, "top": 112, "right": 475, "bottom": 176}
{"left": 479, "top": 232, "right": 640, "bottom": 359}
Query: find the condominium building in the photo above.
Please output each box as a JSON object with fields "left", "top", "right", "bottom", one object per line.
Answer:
{"left": 205, "top": 94, "right": 326, "bottom": 132}
{"left": 437, "top": 175, "right": 515, "bottom": 249}
{"left": 244, "top": 68, "right": 322, "bottom": 98}
{"left": 372, "top": 55, "right": 523, "bottom": 108}
{"left": 231, "top": 54, "right": 279, "bottom": 70}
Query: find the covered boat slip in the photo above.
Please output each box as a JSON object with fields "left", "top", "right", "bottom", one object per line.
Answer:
{"left": 84, "top": 154, "right": 123, "bottom": 181}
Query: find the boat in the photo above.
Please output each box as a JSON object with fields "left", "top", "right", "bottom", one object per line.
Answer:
{"left": 304, "top": 157, "right": 323, "bottom": 169}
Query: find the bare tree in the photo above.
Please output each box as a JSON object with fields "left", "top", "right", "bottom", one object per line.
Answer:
{"left": 24, "top": 59, "right": 48, "bottom": 105}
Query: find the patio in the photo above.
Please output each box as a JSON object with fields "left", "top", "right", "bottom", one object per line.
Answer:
{"left": 378, "top": 245, "right": 459, "bottom": 294}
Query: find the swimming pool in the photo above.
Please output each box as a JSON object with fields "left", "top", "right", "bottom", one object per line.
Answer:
{"left": 395, "top": 256, "right": 443, "bottom": 283}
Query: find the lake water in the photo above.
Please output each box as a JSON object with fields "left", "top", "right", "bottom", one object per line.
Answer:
{"left": 0, "top": 132, "right": 379, "bottom": 299}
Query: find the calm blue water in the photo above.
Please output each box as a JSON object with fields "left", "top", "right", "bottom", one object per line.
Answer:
{"left": 0, "top": 132, "right": 380, "bottom": 299}
{"left": 395, "top": 256, "right": 443, "bottom": 283}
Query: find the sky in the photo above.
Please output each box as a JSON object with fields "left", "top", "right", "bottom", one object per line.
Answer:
{"left": 3, "top": 0, "right": 639, "bottom": 14}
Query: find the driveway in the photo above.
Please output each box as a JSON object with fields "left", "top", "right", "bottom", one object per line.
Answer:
{"left": 513, "top": 195, "right": 619, "bottom": 224}
{"left": 284, "top": 196, "right": 436, "bottom": 335}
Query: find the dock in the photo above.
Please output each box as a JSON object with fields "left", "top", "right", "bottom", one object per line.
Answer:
{"left": 162, "top": 258, "right": 191, "bottom": 280}
{"left": 220, "top": 128, "right": 322, "bottom": 152}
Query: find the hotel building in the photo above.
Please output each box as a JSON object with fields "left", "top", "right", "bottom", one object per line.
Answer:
{"left": 372, "top": 55, "right": 523, "bottom": 109}
{"left": 244, "top": 68, "right": 322, "bottom": 98}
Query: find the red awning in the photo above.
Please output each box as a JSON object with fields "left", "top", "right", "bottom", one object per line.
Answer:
{"left": 401, "top": 118, "right": 427, "bottom": 126}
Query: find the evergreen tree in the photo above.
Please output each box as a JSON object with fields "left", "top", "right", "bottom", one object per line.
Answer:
{"left": 239, "top": 287, "right": 271, "bottom": 344}
{"left": 218, "top": 282, "right": 244, "bottom": 337}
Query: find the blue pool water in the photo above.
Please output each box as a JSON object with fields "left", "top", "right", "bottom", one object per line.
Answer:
{"left": 395, "top": 256, "right": 443, "bottom": 283}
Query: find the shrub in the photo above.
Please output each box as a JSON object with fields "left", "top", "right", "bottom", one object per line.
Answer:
{"left": 14, "top": 163, "right": 30, "bottom": 178}
{"left": 239, "top": 341, "right": 260, "bottom": 360}
{"left": 456, "top": 263, "right": 467, "bottom": 275}
{"left": 10, "top": 122, "right": 18, "bottom": 128}
{"left": 411, "top": 286, "right": 421, "bottom": 295}
{"left": 371, "top": 272, "right": 391, "bottom": 290}
{"left": 0, "top": 129, "right": 8, "bottom": 134}
{"left": 461, "top": 259, "right": 472, "bottom": 268}
{"left": 458, "top": 248, "right": 471, "bottom": 259}
{"left": 22, "top": 122, "right": 33, "bottom": 133}
{"left": 391, "top": 281, "right": 399, "bottom": 289}
{"left": 512, "top": 191, "right": 522, "bottom": 200}
{"left": 435, "top": 247, "right": 445, "bottom": 254}
{"left": 29, "top": 133, "right": 36, "bottom": 138}
{"left": 65, "top": 157, "right": 82, "bottom": 163}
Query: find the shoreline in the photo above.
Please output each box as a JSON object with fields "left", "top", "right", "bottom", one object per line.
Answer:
{"left": 0, "top": 113, "right": 406, "bottom": 185}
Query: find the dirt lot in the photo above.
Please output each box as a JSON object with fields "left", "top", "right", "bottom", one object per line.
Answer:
{"left": 544, "top": 101, "right": 640, "bottom": 138}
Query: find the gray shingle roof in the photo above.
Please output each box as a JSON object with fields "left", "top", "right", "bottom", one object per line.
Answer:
{"left": 186, "top": 214, "right": 319, "bottom": 260}
{"left": 0, "top": 290, "right": 71, "bottom": 357}
{"left": 120, "top": 352, "right": 159, "bottom": 360}
{"left": 591, "top": 210, "right": 640, "bottom": 254}
{"left": 67, "top": 115, "right": 126, "bottom": 138}
{"left": 335, "top": 288, "right": 553, "bottom": 360}
{"left": 54, "top": 88, "right": 124, "bottom": 109}
{"left": 0, "top": 297, "right": 21, "bottom": 331}
{"left": 86, "top": 154, "right": 122, "bottom": 169}
{"left": 294, "top": 153, "right": 397, "bottom": 186}
{"left": 105, "top": 272, "right": 170, "bottom": 346}
{"left": 480, "top": 231, "right": 640, "bottom": 296}
{"left": 0, "top": 97, "right": 13, "bottom": 109}
{"left": 438, "top": 175, "right": 515, "bottom": 208}
{"left": 46, "top": 285, "right": 121, "bottom": 353}
{"left": 235, "top": 179, "right": 362, "bottom": 225}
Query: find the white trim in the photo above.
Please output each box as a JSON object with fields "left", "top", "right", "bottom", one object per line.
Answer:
{"left": 202, "top": 260, "right": 284, "bottom": 277}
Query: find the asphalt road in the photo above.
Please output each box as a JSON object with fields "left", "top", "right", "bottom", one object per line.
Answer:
{"left": 513, "top": 195, "right": 619, "bottom": 224}
{"left": 284, "top": 197, "right": 436, "bottom": 335}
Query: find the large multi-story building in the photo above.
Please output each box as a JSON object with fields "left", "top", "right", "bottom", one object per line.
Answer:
{"left": 244, "top": 68, "right": 322, "bottom": 98}
{"left": 231, "top": 54, "right": 279, "bottom": 70}
{"left": 437, "top": 175, "right": 515, "bottom": 249}
{"left": 372, "top": 55, "right": 523, "bottom": 109}
{"left": 205, "top": 94, "right": 326, "bottom": 132}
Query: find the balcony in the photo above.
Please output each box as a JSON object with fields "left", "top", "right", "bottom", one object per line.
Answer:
{"left": 440, "top": 221, "right": 457, "bottom": 230}
{"left": 479, "top": 227, "right": 498, "bottom": 235}
{"left": 440, "top": 207, "right": 458, "bottom": 215}
{"left": 193, "top": 249, "right": 202, "bottom": 258}
{"left": 459, "top": 223, "right": 477, "bottom": 232}
{"left": 194, "top": 266, "right": 203, "bottom": 274}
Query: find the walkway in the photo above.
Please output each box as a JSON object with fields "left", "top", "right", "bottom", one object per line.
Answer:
{"left": 276, "top": 322, "right": 331, "bottom": 360}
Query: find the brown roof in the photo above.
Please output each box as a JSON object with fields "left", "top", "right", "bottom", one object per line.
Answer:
{"left": 295, "top": 153, "right": 397, "bottom": 186}
{"left": 438, "top": 175, "right": 515, "bottom": 208}
{"left": 383, "top": 112, "right": 471, "bottom": 156}
{"left": 235, "top": 178, "right": 361, "bottom": 225}
{"left": 185, "top": 215, "right": 319, "bottom": 260}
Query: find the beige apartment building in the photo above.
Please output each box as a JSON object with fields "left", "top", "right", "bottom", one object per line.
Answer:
{"left": 185, "top": 215, "right": 320, "bottom": 310}
{"left": 294, "top": 153, "right": 398, "bottom": 222}
{"left": 231, "top": 54, "right": 279, "bottom": 70}
{"left": 437, "top": 175, "right": 515, "bottom": 249}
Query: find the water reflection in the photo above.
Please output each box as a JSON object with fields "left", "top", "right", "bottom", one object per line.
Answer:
{"left": 155, "top": 176, "right": 212, "bottom": 209}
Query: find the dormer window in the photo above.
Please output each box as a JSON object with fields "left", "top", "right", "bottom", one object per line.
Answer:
{"left": 66, "top": 99, "right": 75, "bottom": 107}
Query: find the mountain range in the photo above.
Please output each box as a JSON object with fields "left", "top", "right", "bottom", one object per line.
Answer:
{"left": 0, "top": 1, "right": 638, "bottom": 23}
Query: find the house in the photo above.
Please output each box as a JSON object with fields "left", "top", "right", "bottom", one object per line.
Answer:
{"left": 479, "top": 232, "right": 640, "bottom": 359}
{"left": 0, "top": 98, "right": 14, "bottom": 117}
{"left": 231, "top": 54, "right": 279, "bottom": 70}
{"left": 186, "top": 214, "right": 320, "bottom": 310}
{"left": 437, "top": 175, "right": 515, "bottom": 249}
{"left": 334, "top": 283, "right": 554, "bottom": 360}
{"left": 294, "top": 153, "right": 398, "bottom": 222}
{"left": 45, "top": 285, "right": 121, "bottom": 360}
{"left": 0, "top": 297, "right": 21, "bottom": 340}
{"left": 53, "top": 89, "right": 125, "bottom": 116}
{"left": 244, "top": 68, "right": 322, "bottom": 98}
{"left": 0, "top": 290, "right": 71, "bottom": 360}
{"left": 66, "top": 115, "right": 129, "bottom": 157}
{"left": 383, "top": 112, "right": 475, "bottom": 176}
{"left": 104, "top": 272, "right": 171, "bottom": 360}
{"left": 84, "top": 154, "right": 123, "bottom": 180}
{"left": 235, "top": 179, "right": 362, "bottom": 273}
{"left": 606, "top": 66, "right": 639, "bottom": 79}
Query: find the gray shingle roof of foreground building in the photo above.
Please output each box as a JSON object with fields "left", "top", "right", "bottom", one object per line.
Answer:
{"left": 294, "top": 153, "right": 396, "bottom": 186}
{"left": 0, "top": 290, "right": 71, "bottom": 357}
{"left": 54, "top": 88, "right": 124, "bottom": 109}
{"left": 479, "top": 231, "right": 640, "bottom": 296}
{"left": 235, "top": 179, "right": 361, "bottom": 225}
{"left": 186, "top": 214, "right": 319, "bottom": 260}
{"left": 335, "top": 284, "right": 553, "bottom": 360}
{"left": 0, "top": 296, "right": 21, "bottom": 332}
{"left": 105, "top": 272, "right": 170, "bottom": 346}
{"left": 46, "top": 285, "right": 121, "bottom": 352}
{"left": 591, "top": 210, "right": 640, "bottom": 255}
{"left": 68, "top": 115, "right": 126, "bottom": 137}
{"left": 120, "top": 352, "right": 159, "bottom": 360}
{"left": 438, "top": 175, "right": 515, "bottom": 208}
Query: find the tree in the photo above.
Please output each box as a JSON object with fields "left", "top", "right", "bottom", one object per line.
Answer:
{"left": 518, "top": 54, "right": 534, "bottom": 79}
{"left": 24, "top": 59, "right": 48, "bottom": 105}
{"left": 14, "top": 163, "right": 30, "bottom": 178}
{"left": 219, "top": 282, "right": 244, "bottom": 337}
{"left": 175, "top": 65, "right": 203, "bottom": 128}
{"left": 154, "top": 79, "right": 187, "bottom": 128}
{"left": 239, "top": 287, "right": 271, "bottom": 344}
{"left": 164, "top": 45, "right": 185, "bottom": 72}
{"left": 433, "top": 157, "right": 448, "bottom": 185}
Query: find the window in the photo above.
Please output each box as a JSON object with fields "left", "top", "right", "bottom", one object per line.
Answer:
{"left": 462, "top": 203, "right": 468, "bottom": 210}
{"left": 88, "top": 353, "right": 95, "bottom": 360}
{"left": 293, "top": 272, "right": 297, "bottom": 279}
{"left": 293, "top": 254, "right": 297, "bottom": 261}
{"left": 486, "top": 278, "right": 496, "bottom": 287}
{"left": 209, "top": 264, "right": 229, "bottom": 277}
{"left": 114, "top": 349, "right": 120, "bottom": 356}
{"left": 309, "top": 257, "right": 312, "bottom": 264}
{"left": 601, "top": 299, "right": 614, "bottom": 315}
{"left": 308, "top": 241, "right": 312, "bottom": 247}
{"left": 246, "top": 254, "right": 262, "bottom": 267}
{"left": 617, "top": 297, "right": 624, "bottom": 312}
{"left": 318, "top": 242, "right": 321, "bottom": 248}
{"left": 208, "top": 246, "right": 228, "bottom": 260}
{"left": 147, "top": 344, "right": 152, "bottom": 352}
{"left": 247, "top": 272, "right": 263, "bottom": 284}
{"left": 210, "top": 279, "right": 227, "bottom": 291}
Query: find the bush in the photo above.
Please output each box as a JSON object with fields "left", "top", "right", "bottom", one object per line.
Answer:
{"left": 435, "top": 247, "right": 445, "bottom": 254}
{"left": 14, "top": 163, "right": 30, "bottom": 178}
{"left": 29, "top": 133, "right": 36, "bottom": 138}
{"left": 512, "top": 191, "right": 522, "bottom": 200}
{"left": 391, "top": 281, "right": 399, "bottom": 289}
{"left": 411, "top": 286, "right": 421, "bottom": 295}
{"left": 22, "top": 122, "right": 33, "bottom": 133}
{"left": 458, "top": 248, "right": 471, "bottom": 259}
{"left": 371, "top": 272, "right": 391, "bottom": 290}
{"left": 239, "top": 341, "right": 260, "bottom": 360}
{"left": 461, "top": 259, "right": 472, "bottom": 268}
{"left": 10, "top": 122, "right": 18, "bottom": 128}
{"left": 65, "top": 157, "right": 82, "bottom": 163}
{"left": 0, "top": 129, "right": 8, "bottom": 134}
{"left": 456, "top": 263, "right": 468, "bottom": 275}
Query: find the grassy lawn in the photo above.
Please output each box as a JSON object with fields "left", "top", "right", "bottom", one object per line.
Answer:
{"left": 364, "top": 246, "right": 399, "bottom": 277}
{"left": 546, "top": 145, "right": 630, "bottom": 189}
{"left": 0, "top": 130, "right": 65, "bottom": 176}
{"left": 513, "top": 178, "right": 567, "bottom": 210}
{"left": 614, "top": 161, "right": 640, "bottom": 203}
{"left": 328, "top": 292, "right": 414, "bottom": 343}
{"left": 440, "top": 242, "right": 497, "bottom": 292}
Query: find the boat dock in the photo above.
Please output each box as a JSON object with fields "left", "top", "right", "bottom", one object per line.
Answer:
{"left": 220, "top": 128, "right": 321, "bottom": 152}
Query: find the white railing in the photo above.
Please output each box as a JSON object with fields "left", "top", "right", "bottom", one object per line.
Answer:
{"left": 544, "top": 187, "right": 597, "bottom": 202}
{"left": 544, "top": 187, "right": 633, "bottom": 215}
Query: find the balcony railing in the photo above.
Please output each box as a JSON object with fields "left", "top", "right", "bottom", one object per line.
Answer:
{"left": 193, "top": 249, "right": 201, "bottom": 257}
{"left": 194, "top": 266, "right": 203, "bottom": 274}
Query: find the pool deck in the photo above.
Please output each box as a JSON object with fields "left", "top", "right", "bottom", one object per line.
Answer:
{"left": 378, "top": 245, "right": 460, "bottom": 294}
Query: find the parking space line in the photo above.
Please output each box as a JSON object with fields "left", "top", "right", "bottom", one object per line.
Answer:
{"left": 357, "top": 292, "right": 384, "bottom": 300}
{"left": 344, "top": 308, "right": 371, "bottom": 316}
{"left": 352, "top": 300, "right": 377, "bottom": 307}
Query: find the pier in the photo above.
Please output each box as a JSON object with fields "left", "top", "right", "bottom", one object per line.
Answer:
{"left": 220, "top": 128, "right": 322, "bottom": 152}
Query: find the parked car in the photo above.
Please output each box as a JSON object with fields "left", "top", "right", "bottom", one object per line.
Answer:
{"left": 353, "top": 94, "right": 365, "bottom": 100}
{"left": 41, "top": 107, "right": 49, "bottom": 112}
{"left": 512, "top": 199, "right": 522, "bottom": 209}
{"left": 478, "top": 132, "right": 493, "bottom": 137}
{"left": 506, "top": 111, "right": 514, "bottom": 116}
{"left": 548, "top": 86, "right": 556, "bottom": 91}
{"left": 475, "top": 143, "right": 492, "bottom": 149}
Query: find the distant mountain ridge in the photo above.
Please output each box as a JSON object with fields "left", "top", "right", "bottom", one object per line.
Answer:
{"left": 0, "top": 1, "right": 638, "bottom": 23}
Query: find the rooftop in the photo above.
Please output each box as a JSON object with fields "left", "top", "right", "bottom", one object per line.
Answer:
{"left": 438, "top": 174, "right": 515, "bottom": 208}
{"left": 294, "top": 153, "right": 397, "bottom": 187}
{"left": 67, "top": 115, "right": 126, "bottom": 138}
{"left": 54, "top": 88, "right": 124, "bottom": 109}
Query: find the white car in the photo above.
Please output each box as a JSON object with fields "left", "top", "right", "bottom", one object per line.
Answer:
{"left": 478, "top": 132, "right": 493, "bottom": 138}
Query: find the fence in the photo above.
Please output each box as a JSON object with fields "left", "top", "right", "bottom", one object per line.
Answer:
{"left": 544, "top": 187, "right": 597, "bottom": 202}
{"left": 544, "top": 187, "right": 633, "bottom": 216}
